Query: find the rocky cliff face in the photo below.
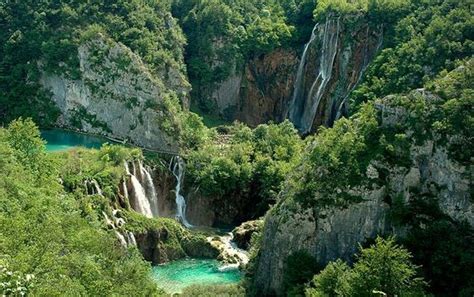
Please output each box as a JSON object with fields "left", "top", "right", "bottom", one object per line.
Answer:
{"left": 185, "top": 189, "right": 256, "bottom": 227}
{"left": 41, "top": 35, "right": 190, "bottom": 151}
{"left": 211, "top": 49, "right": 299, "bottom": 126}
{"left": 253, "top": 90, "right": 473, "bottom": 295}
{"left": 206, "top": 14, "right": 381, "bottom": 131}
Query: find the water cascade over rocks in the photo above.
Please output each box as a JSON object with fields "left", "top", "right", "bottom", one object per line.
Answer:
{"left": 103, "top": 210, "right": 137, "bottom": 248}
{"left": 170, "top": 156, "right": 192, "bottom": 228}
{"left": 289, "top": 17, "right": 340, "bottom": 134}
{"left": 125, "top": 161, "right": 154, "bottom": 218}
{"left": 140, "top": 162, "right": 160, "bottom": 217}
{"left": 288, "top": 14, "right": 382, "bottom": 133}
{"left": 85, "top": 179, "right": 136, "bottom": 247}
{"left": 208, "top": 232, "right": 250, "bottom": 271}
{"left": 121, "top": 158, "right": 194, "bottom": 227}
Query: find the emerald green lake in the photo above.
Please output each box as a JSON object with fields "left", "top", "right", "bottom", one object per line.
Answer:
{"left": 151, "top": 259, "right": 241, "bottom": 294}
{"left": 41, "top": 130, "right": 106, "bottom": 152}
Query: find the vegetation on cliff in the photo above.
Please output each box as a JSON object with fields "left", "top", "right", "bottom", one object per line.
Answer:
{"left": 305, "top": 237, "right": 427, "bottom": 297}
{"left": 186, "top": 120, "right": 304, "bottom": 219}
{"left": 0, "top": 0, "right": 187, "bottom": 127}
{"left": 352, "top": 0, "right": 473, "bottom": 110}
{"left": 250, "top": 59, "right": 472, "bottom": 297}
{"left": 172, "top": 0, "right": 315, "bottom": 113}
{"left": 0, "top": 119, "right": 160, "bottom": 295}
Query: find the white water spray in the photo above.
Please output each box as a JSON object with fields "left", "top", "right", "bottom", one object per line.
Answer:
{"left": 124, "top": 161, "right": 154, "bottom": 218}
{"left": 288, "top": 24, "right": 319, "bottom": 122}
{"left": 289, "top": 17, "right": 340, "bottom": 133}
{"left": 140, "top": 161, "right": 160, "bottom": 217}
{"left": 170, "top": 156, "right": 192, "bottom": 228}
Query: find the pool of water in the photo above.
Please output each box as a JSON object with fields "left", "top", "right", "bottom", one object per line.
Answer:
{"left": 151, "top": 259, "right": 241, "bottom": 294}
{"left": 41, "top": 130, "right": 106, "bottom": 152}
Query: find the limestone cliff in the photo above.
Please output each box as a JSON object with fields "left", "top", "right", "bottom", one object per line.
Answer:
{"left": 204, "top": 14, "right": 381, "bottom": 132}
{"left": 253, "top": 89, "right": 473, "bottom": 295}
{"left": 211, "top": 49, "right": 299, "bottom": 126}
{"left": 41, "top": 35, "right": 190, "bottom": 151}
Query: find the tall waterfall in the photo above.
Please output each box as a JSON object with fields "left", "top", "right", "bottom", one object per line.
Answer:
{"left": 288, "top": 24, "right": 319, "bottom": 124}
{"left": 289, "top": 17, "right": 340, "bottom": 134}
{"left": 170, "top": 156, "right": 192, "bottom": 228}
{"left": 124, "top": 161, "right": 154, "bottom": 218}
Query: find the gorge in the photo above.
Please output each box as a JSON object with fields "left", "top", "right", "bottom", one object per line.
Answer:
{"left": 1, "top": 0, "right": 472, "bottom": 296}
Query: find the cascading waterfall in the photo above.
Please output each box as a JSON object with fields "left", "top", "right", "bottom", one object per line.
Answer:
{"left": 124, "top": 161, "right": 154, "bottom": 218}
{"left": 91, "top": 180, "right": 103, "bottom": 196}
{"left": 121, "top": 157, "right": 192, "bottom": 227}
{"left": 289, "top": 16, "right": 340, "bottom": 134}
{"left": 140, "top": 162, "right": 160, "bottom": 217}
{"left": 288, "top": 24, "right": 319, "bottom": 123}
{"left": 103, "top": 210, "right": 137, "bottom": 248}
{"left": 170, "top": 156, "right": 192, "bottom": 228}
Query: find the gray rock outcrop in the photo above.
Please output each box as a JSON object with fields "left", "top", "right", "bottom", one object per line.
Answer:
{"left": 41, "top": 35, "right": 190, "bottom": 151}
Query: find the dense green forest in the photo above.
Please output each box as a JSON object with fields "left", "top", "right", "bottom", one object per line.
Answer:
{"left": 0, "top": 119, "right": 160, "bottom": 295}
{"left": 1, "top": 0, "right": 472, "bottom": 296}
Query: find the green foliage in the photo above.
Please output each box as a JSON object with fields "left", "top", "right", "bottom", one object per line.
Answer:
{"left": 283, "top": 251, "right": 320, "bottom": 296}
{"left": 5, "top": 118, "right": 50, "bottom": 178}
{"left": 313, "top": 0, "right": 410, "bottom": 23}
{"left": 179, "top": 111, "right": 215, "bottom": 151}
{"left": 427, "top": 59, "right": 474, "bottom": 164}
{"left": 288, "top": 104, "right": 383, "bottom": 208}
{"left": 280, "top": 58, "right": 472, "bottom": 211}
{"left": 186, "top": 120, "right": 303, "bottom": 217}
{"left": 278, "top": 0, "right": 317, "bottom": 44}
{"left": 404, "top": 220, "right": 474, "bottom": 297}
{"left": 391, "top": 190, "right": 474, "bottom": 297}
{"left": 305, "top": 237, "right": 426, "bottom": 297}
{"left": 0, "top": 262, "right": 35, "bottom": 296}
{"left": 277, "top": 60, "right": 472, "bottom": 297}
{"left": 0, "top": 119, "right": 160, "bottom": 295}
{"left": 351, "top": 0, "right": 473, "bottom": 109}
{"left": 305, "top": 260, "right": 351, "bottom": 297}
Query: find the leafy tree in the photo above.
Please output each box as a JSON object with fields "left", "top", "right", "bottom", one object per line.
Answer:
{"left": 306, "top": 237, "right": 426, "bottom": 297}
{"left": 186, "top": 120, "right": 303, "bottom": 219}
{"left": 305, "top": 260, "right": 351, "bottom": 297}
{"left": 284, "top": 251, "right": 320, "bottom": 296}
{"left": 350, "top": 237, "right": 426, "bottom": 296}
{"left": 351, "top": 0, "right": 473, "bottom": 110}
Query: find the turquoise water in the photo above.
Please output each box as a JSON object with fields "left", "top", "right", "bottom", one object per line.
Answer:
{"left": 41, "top": 130, "right": 106, "bottom": 152}
{"left": 151, "top": 259, "right": 241, "bottom": 294}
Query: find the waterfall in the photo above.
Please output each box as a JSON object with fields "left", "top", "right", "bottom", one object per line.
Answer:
{"left": 170, "top": 156, "right": 192, "bottom": 228}
{"left": 130, "top": 174, "right": 154, "bottom": 218}
{"left": 115, "top": 231, "right": 127, "bottom": 247}
{"left": 139, "top": 162, "right": 160, "bottom": 217}
{"left": 91, "top": 180, "right": 103, "bottom": 196}
{"left": 122, "top": 180, "right": 128, "bottom": 200}
{"left": 289, "top": 17, "right": 340, "bottom": 134}
{"left": 124, "top": 161, "right": 154, "bottom": 218}
{"left": 208, "top": 232, "right": 249, "bottom": 270}
{"left": 288, "top": 24, "right": 319, "bottom": 123}
{"left": 105, "top": 210, "right": 137, "bottom": 247}
{"left": 126, "top": 232, "right": 137, "bottom": 246}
